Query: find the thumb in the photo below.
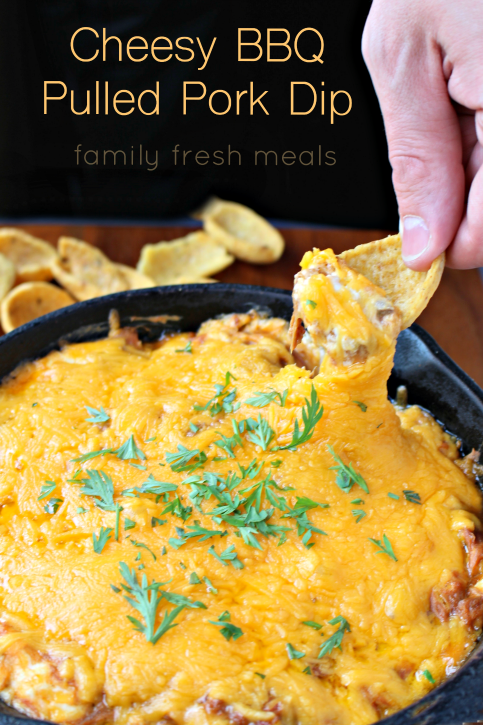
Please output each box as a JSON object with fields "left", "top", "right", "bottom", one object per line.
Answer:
{"left": 364, "top": 23, "right": 465, "bottom": 271}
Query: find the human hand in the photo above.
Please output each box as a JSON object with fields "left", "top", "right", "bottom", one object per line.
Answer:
{"left": 362, "top": 0, "right": 483, "bottom": 270}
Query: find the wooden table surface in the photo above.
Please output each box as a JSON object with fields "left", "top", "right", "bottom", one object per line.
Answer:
{"left": 8, "top": 222, "right": 483, "bottom": 387}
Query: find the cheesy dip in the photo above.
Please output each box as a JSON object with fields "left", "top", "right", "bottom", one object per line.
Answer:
{"left": 0, "top": 247, "right": 482, "bottom": 725}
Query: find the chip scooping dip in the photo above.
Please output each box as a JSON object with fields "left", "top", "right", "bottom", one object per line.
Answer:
{"left": 137, "top": 231, "right": 234, "bottom": 284}
{"left": 0, "top": 229, "right": 58, "bottom": 284}
{"left": 0, "top": 281, "right": 75, "bottom": 333}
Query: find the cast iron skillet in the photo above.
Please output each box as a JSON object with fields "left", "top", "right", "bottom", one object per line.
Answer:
{"left": 0, "top": 283, "right": 482, "bottom": 725}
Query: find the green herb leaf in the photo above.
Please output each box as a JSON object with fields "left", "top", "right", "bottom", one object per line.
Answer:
{"left": 71, "top": 448, "right": 114, "bottom": 463}
{"left": 189, "top": 422, "right": 199, "bottom": 433}
{"left": 79, "top": 469, "right": 117, "bottom": 511}
{"left": 117, "top": 562, "right": 185, "bottom": 644}
{"left": 387, "top": 493, "right": 400, "bottom": 500}
{"left": 111, "top": 584, "right": 121, "bottom": 593}
{"left": 130, "top": 539, "right": 157, "bottom": 561}
{"left": 93, "top": 527, "right": 113, "bottom": 554}
{"left": 368, "top": 534, "right": 398, "bottom": 562}
{"left": 318, "top": 616, "right": 350, "bottom": 658}
{"left": 124, "top": 518, "right": 136, "bottom": 531}
{"left": 208, "top": 544, "right": 244, "bottom": 569}
{"left": 115, "top": 503, "right": 122, "bottom": 541}
{"left": 38, "top": 480, "right": 57, "bottom": 501}
{"left": 350, "top": 499, "right": 365, "bottom": 505}
{"left": 189, "top": 572, "right": 201, "bottom": 585}
{"left": 166, "top": 445, "right": 207, "bottom": 473}
{"left": 246, "top": 415, "right": 275, "bottom": 451}
{"left": 305, "top": 299, "right": 317, "bottom": 309}
{"left": 161, "top": 496, "right": 192, "bottom": 522}
{"left": 404, "top": 490, "right": 421, "bottom": 504}
{"left": 123, "top": 475, "right": 178, "bottom": 498}
{"left": 151, "top": 517, "right": 166, "bottom": 528}
{"left": 303, "top": 666, "right": 312, "bottom": 675}
{"left": 114, "top": 435, "right": 146, "bottom": 461}
{"left": 275, "top": 386, "right": 323, "bottom": 451}
{"left": 351, "top": 509, "right": 366, "bottom": 523}
{"left": 302, "top": 620, "right": 323, "bottom": 630}
{"left": 255, "top": 672, "right": 266, "bottom": 679}
{"left": 204, "top": 576, "right": 218, "bottom": 594}
{"left": 175, "top": 341, "right": 193, "bottom": 354}
{"left": 245, "top": 389, "right": 288, "bottom": 408}
{"left": 76, "top": 507, "right": 88, "bottom": 514}
{"left": 423, "top": 669, "right": 435, "bottom": 684}
{"left": 209, "top": 611, "right": 243, "bottom": 641}
{"left": 286, "top": 643, "right": 305, "bottom": 659}
{"left": 327, "top": 446, "right": 369, "bottom": 494}
{"left": 85, "top": 405, "right": 110, "bottom": 423}
{"left": 352, "top": 401, "right": 367, "bottom": 412}
{"left": 44, "top": 497, "right": 63, "bottom": 514}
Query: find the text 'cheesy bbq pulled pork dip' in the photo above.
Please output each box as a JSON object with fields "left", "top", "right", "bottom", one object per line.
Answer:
{"left": 0, "top": 235, "right": 481, "bottom": 725}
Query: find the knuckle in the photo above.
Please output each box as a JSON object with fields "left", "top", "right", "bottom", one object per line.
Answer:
{"left": 389, "top": 151, "right": 429, "bottom": 195}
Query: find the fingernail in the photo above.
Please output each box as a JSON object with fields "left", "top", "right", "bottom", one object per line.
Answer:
{"left": 400, "top": 215, "right": 431, "bottom": 262}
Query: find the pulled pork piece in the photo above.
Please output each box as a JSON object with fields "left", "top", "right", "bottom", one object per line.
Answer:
{"left": 463, "top": 528, "right": 483, "bottom": 578}
{"left": 289, "top": 249, "right": 401, "bottom": 372}
{"left": 201, "top": 696, "right": 282, "bottom": 725}
{"left": 430, "top": 571, "right": 467, "bottom": 623}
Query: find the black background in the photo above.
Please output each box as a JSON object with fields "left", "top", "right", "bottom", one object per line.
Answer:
{"left": 0, "top": 0, "right": 397, "bottom": 227}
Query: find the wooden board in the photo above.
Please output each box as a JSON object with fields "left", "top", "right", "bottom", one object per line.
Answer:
{"left": 4, "top": 222, "right": 483, "bottom": 387}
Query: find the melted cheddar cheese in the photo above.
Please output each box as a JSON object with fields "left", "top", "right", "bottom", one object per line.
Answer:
{"left": 0, "top": 266, "right": 482, "bottom": 725}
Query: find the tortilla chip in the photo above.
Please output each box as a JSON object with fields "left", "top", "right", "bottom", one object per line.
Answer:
{"left": 0, "top": 228, "right": 58, "bottom": 283}
{"left": 0, "top": 253, "right": 15, "bottom": 302}
{"left": 137, "top": 232, "right": 234, "bottom": 284}
{"left": 0, "top": 282, "right": 75, "bottom": 333}
{"left": 203, "top": 200, "right": 285, "bottom": 264}
{"left": 116, "top": 264, "right": 155, "bottom": 290}
{"left": 51, "top": 237, "right": 131, "bottom": 301}
{"left": 339, "top": 233, "right": 444, "bottom": 329}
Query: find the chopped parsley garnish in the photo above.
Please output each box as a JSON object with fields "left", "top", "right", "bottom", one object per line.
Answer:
{"left": 189, "top": 422, "right": 199, "bottom": 433}
{"left": 124, "top": 518, "right": 136, "bottom": 531}
{"left": 161, "top": 496, "right": 192, "bottom": 521}
{"left": 130, "top": 539, "right": 157, "bottom": 561}
{"left": 208, "top": 544, "right": 244, "bottom": 569}
{"left": 78, "top": 469, "right": 117, "bottom": 511}
{"left": 72, "top": 448, "right": 114, "bottom": 463}
{"left": 246, "top": 415, "right": 275, "bottom": 451}
{"left": 175, "top": 341, "right": 193, "bottom": 354}
{"left": 255, "top": 672, "right": 266, "bottom": 679}
{"left": 305, "top": 299, "right": 317, "bottom": 309}
{"left": 111, "top": 584, "right": 121, "bottom": 594}
{"left": 123, "top": 475, "right": 178, "bottom": 498}
{"left": 303, "top": 666, "right": 312, "bottom": 675}
{"left": 241, "top": 473, "right": 293, "bottom": 512}
{"left": 93, "top": 527, "right": 113, "bottom": 554}
{"left": 215, "top": 420, "right": 244, "bottom": 458}
{"left": 32, "top": 402, "right": 38, "bottom": 407}
{"left": 286, "top": 643, "right": 305, "bottom": 659}
{"left": 117, "top": 562, "right": 189, "bottom": 644}
{"left": 166, "top": 445, "right": 207, "bottom": 473}
{"left": 145, "top": 437, "right": 157, "bottom": 443}
{"left": 351, "top": 498, "right": 365, "bottom": 505}
{"left": 161, "top": 591, "right": 206, "bottom": 609}
{"left": 423, "top": 669, "right": 435, "bottom": 684}
{"left": 169, "top": 522, "right": 226, "bottom": 549}
{"left": 208, "top": 611, "right": 243, "bottom": 641}
{"left": 404, "top": 490, "right": 421, "bottom": 504}
{"left": 274, "top": 386, "right": 323, "bottom": 451}
{"left": 44, "top": 497, "right": 63, "bottom": 514}
{"left": 282, "top": 496, "right": 328, "bottom": 547}
{"left": 270, "top": 459, "right": 283, "bottom": 468}
{"left": 76, "top": 507, "right": 88, "bottom": 514}
{"left": 114, "top": 435, "right": 146, "bottom": 461}
{"left": 115, "top": 504, "right": 122, "bottom": 541}
{"left": 368, "top": 534, "right": 398, "bottom": 562}
{"left": 85, "top": 406, "right": 110, "bottom": 423}
{"left": 387, "top": 493, "right": 400, "bottom": 500}
{"left": 193, "top": 373, "right": 239, "bottom": 417}
{"left": 38, "top": 481, "right": 57, "bottom": 501}
{"left": 327, "top": 446, "right": 369, "bottom": 494}
{"left": 351, "top": 509, "right": 366, "bottom": 523}
{"left": 129, "top": 463, "right": 147, "bottom": 470}
{"left": 302, "top": 620, "right": 323, "bottom": 630}
{"left": 318, "top": 616, "right": 350, "bottom": 657}
{"left": 204, "top": 576, "right": 218, "bottom": 594}
{"left": 352, "top": 401, "right": 367, "bottom": 412}
{"left": 245, "top": 389, "right": 288, "bottom": 408}
{"left": 151, "top": 517, "right": 166, "bottom": 528}
{"left": 189, "top": 572, "right": 201, "bottom": 585}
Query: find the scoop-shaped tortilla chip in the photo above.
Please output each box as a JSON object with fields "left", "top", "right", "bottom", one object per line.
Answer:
{"left": 137, "top": 232, "right": 233, "bottom": 284}
{"left": 116, "top": 264, "right": 155, "bottom": 290}
{"left": 51, "top": 237, "right": 131, "bottom": 301}
{"left": 0, "top": 253, "right": 15, "bottom": 302}
{"left": 203, "top": 200, "right": 285, "bottom": 264}
{"left": 0, "top": 228, "right": 58, "bottom": 283}
{"left": 1, "top": 282, "right": 75, "bottom": 333}
{"left": 339, "top": 234, "right": 444, "bottom": 329}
